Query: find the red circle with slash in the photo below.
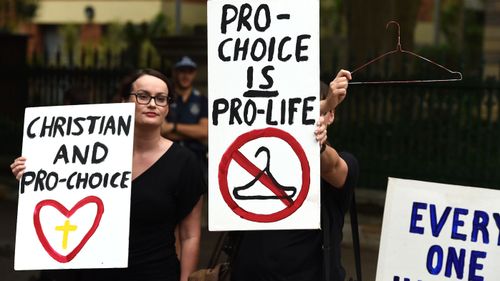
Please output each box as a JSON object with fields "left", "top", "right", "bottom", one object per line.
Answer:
{"left": 218, "top": 127, "right": 310, "bottom": 223}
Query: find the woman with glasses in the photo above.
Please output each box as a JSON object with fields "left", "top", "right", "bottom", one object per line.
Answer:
{"left": 11, "top": 68, "right": 205, "bottom": 281}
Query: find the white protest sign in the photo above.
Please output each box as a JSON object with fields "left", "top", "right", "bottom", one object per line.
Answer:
{"left": 208, "top": 0, "right": 320, "bottom": 231}
{"left": 376, "top": 178, "right": 500, "bottom": 281}
{"left": 15, "top": 103, "right": 135, "bottom": 270}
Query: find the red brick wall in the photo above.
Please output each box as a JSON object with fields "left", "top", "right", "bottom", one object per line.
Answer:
{"left": 80, "top": 23, "right": 102, "bottom": 48}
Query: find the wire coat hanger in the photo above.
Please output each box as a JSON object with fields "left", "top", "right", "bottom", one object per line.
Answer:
{"left": 349, "top": 21, "right": 463, "bottom": 85}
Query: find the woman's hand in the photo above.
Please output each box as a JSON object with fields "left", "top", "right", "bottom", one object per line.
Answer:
{"left": 316, "top": 114, "right": 348, "bottom": 188}
{"left": 320, "top": 69, "right": 351, "bottom": 113}
{"left": 315, "top": 115, "right": 328, "bottom": 146}
{"left": 10, "top": 156, "right": 26, "bottom": 181}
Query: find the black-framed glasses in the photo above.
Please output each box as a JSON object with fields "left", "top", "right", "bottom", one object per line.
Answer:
{"left": 130, "top": 92, "right": 173, "bottom": 107}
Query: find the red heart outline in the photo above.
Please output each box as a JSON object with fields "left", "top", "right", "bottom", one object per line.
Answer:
{"left": 33, "top": 196, "right": 104, "bottom": 263}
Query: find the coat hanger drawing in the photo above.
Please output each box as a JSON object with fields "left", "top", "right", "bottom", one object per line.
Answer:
{"left": 349, "top": 21, "right": 463, "bottom": 85}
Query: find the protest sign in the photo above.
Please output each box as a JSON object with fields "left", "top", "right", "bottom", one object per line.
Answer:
{"left": 15, "top": 103, "right": 135, "bottom": 270}
{"left": 207, "top": 0, "right": 320, "bottom": 230}
{"left": 376, "top": 178, "right": 500, "bottom": 281}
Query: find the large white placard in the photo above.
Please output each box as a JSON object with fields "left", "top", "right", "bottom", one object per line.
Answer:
{"left": 208, "top": 0, "right": 320, "bottom": 230}
{"left": 15, "top": 103, "right": 135, "bottom": 270}
{"left": 376, "top": 178, "right": 500, "bottom": 281}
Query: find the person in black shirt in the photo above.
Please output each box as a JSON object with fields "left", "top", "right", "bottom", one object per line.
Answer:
{"left": 231, "top": 69, "right": 358, "bottom": 281}
{"left": 11, "top": 69, "right": 205, "bottom": 281}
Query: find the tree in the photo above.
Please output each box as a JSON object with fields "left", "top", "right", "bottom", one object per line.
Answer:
{"left": 320, "top": 0, "right": 348, "bottom": 77}
{"left": 122, "top": 13, "right": 169, "bottom": 68}
{"left": 0, "top": 0, "right": 38, "bottom": 32}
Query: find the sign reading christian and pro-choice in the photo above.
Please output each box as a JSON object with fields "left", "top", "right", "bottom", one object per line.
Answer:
{"left": 207, "top": 0, "right": 320, "bottom": 231}
{"left": 376, "top": 178, "right": 500, "bottom": 281}
{"left": 15, "top": 103, "right": 135, "bottom": 270}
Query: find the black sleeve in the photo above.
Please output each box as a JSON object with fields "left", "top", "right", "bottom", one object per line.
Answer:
{"left": 332, "top": 151, "right": 360, "bottom": 214}
{"left": 175, "top": 149, "right": 206, "bottom": 222}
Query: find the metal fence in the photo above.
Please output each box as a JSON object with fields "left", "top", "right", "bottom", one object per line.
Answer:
{"left": 2, "top": 50, "right": 500, "bottom": 190}
{"left": 25, "top": 47, "right": 173, "bottom": 106}
{"left": 330, "top": 80, "right": 500, "bottom": 189}
{"left": 27, "top": 67, "right": 129, "bottom": 106}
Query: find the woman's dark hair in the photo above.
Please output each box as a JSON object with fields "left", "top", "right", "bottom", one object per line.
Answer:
{"left": 118, "top": 68, "right": 174, "bottom": 100}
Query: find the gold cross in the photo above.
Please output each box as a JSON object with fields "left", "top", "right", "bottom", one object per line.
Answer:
{"left": 55, "top": 219, "right": 78, "bottom": 249}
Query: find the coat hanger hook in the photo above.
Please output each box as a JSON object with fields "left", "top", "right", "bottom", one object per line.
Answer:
{"left": 349, "top": 20, "right": 463, "bottom": 84}
{"left": 386, "top": 20, "right": 402, "bottom": 51}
